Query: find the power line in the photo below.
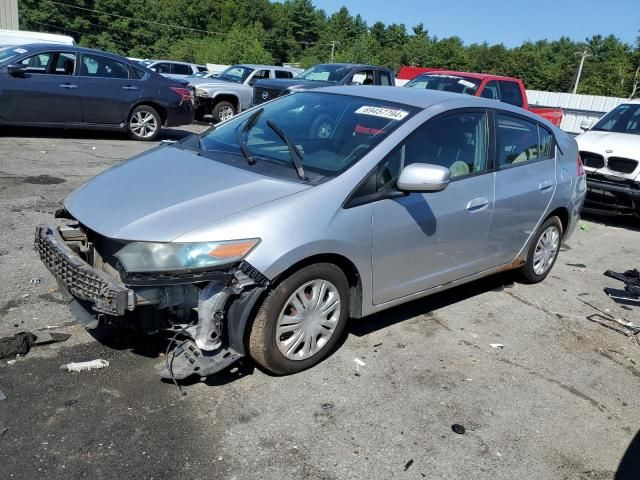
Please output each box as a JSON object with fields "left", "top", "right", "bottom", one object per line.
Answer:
{"left": 47, "top": 0, "right": 335, "bottom": 47}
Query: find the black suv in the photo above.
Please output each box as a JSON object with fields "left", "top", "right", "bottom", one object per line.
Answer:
{"left": 0, "top": 44, "right": 193, "bottom": 140}
{"left": 252, "top": 63, "right": 396, "bottom": 106}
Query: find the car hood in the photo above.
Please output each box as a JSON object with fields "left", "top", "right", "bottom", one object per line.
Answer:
{"left": 576, "top": 130, "right": 640, "bottom": 160}
{"left": 64, "top": 146, "right": 310, "bottom": 242}
{"left": 255, "top": 79, "right": 334, "bottom": 91}
{"left": 194, "top": 79, "right": 242, "bottom": 89}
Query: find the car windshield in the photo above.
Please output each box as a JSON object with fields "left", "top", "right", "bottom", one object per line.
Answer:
{"left": 296, "top": 64, "right": 352, "bottom": 83}
{"left": 592, "top": 103, "right": 640, "bottom": 135}
{"left": 0, "top": 46, "right": 27, "bottom": 64}
{"left": 405, "top": 74, "right": 481, "bottom": 95}
{"left": 217, "top": 65, "right": 254, "bottom": 83}
{"left": 198, "top": 92, "right": 417, "bottom": 181}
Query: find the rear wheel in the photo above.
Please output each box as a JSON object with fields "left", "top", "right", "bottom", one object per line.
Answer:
{"left": 127, "top": 105, "right": 161, "bottom": 141}
{"left": 249, "top": 263, "right": 349, "bottom": 375}
{"left": 212, "top": 100, "right": 236, "bottom": 123}
{"left": 193, "top": 104, "right": 207, "bottom": 122}
{"left": 518, "top": 216, "right": 563, "bottom": 283}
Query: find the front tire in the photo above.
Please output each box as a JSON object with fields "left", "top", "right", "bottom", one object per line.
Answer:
{"left": 212, "top": 100, "right": 236, "bottom": 123}
{"left": 518, "top": 216, "right": 563, "bottom": 283}
{"left": 127, "top": 105, "right": 161, "bottom": 141}
{"left": 249, "top": 263, "right": 350, "bottom": 375}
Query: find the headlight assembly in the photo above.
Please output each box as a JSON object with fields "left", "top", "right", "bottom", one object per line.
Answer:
{"left": 195, "top": 88, "right": 208, "bottom": 97}
{"left": 115, "top": 239, "right": 260, "bottom": 273}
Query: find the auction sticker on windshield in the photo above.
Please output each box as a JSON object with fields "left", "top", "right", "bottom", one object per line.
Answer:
{"left": 355, "top": 106, "right": 409, "bottom": 121}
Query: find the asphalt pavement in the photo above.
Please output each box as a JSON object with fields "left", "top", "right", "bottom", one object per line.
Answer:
{"left": 0, "top": 125, "right": 639, "bottom": 480}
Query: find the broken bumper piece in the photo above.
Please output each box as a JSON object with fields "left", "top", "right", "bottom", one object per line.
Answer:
{"left": 160, "top": 341, "right": 243, "bottom": 379}
{"left": 35, "top": 225, "right": 133, "bottom": 316}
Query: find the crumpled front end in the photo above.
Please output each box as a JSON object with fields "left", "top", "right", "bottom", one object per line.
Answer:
{"left": 35, "top": 222, "right": 268, "bottom": 380}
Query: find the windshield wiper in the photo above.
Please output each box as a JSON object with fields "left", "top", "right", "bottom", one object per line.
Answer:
{"left": 266, "top": 119, "right": 308, "bottom": 181}
{"left": 235, "top": 108, "right": 263, "bottom": 165}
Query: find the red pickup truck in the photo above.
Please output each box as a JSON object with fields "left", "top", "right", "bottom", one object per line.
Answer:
{"left": 398, "top": 67, "right": 563, "bottom": 127}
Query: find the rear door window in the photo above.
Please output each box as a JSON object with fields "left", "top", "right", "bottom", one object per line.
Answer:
{"left": 538, "top": 126, "right": 555, "bottom": 159}
{"left": 275, "top": 70, "right": 293, "bottom": 79}
{"left": 153, "top": 62, "right": 171, "bottom": 74}
{"left": 351, "top": 70, "right": 375, "bottom": 85}
{"left": 496, "top": 114, "right": 539, "bottom": 167}
{"left": 498, "top": 81, "right": 524, "bottom": 107}
{"left": 80, "top": 53, "right": 129, "bottom": 79}
{"left": 481, "top": 80, "right": 500, "bottom": 100}
{"left": 171, "top": 63, "right": 192, "bottom": 75}
{"left": 379, "top": 71, "right": 394, "bottom": 86}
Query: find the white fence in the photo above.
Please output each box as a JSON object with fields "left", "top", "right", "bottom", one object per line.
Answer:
{"left": 526, "top": 90, "right": 628, "bottom": 134}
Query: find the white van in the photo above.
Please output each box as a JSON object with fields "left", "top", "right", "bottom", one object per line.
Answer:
{"left": 0, "top": 29, "right": 75, "bottom": 47}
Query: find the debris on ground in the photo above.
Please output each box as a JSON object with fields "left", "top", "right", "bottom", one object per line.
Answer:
{"left": 451, "top": 424, "right": 466, "bottom": 435}
{"left": 604, "top": 269, "right": 640, "bottom": 307}
{"left": 404, "top": 459, "right": 414, "bottom": 471}
{"left": 489, "top": 343, "right": 504, "bottom": 349}
{"left": 0, "top": 388, "right": 6, "bottom": 401}
{"left": 567, "top": 263, "right": 587, "bottom": 268}
{"left": 60, "top": 359, "right": 109, "bottom": 372}
{"left": 0, "top": 330, "right": 70, "bottom": 360}
{"left": 579, "top": 298, "right": 640, "bottom": 341}
{"left": 354, "top": 358, "right": 366, "bottom": 367}
{"left": 321, "top": 403, "right": 334, "bottom": 413}
{"left": 580, "top": 223, "right": 590, "bottom": 231}
{"left": 29, "top": 277, "right": 41, "bottom": 285}
{"left": 0, "top": 332, "right": 36, "bottom": 359}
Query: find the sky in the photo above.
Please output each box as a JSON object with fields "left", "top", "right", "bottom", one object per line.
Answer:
{"left": 312, "top": 0, "right": 639, "bottom": 47}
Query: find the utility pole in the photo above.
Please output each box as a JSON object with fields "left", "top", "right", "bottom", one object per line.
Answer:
{"left": 330, "top": 41, "right": 337, "bottom": 62}
{"left": 573, "top": 48, "right": 591, "bottom": 94}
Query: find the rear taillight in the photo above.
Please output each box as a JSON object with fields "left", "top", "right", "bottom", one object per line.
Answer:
{"left": 577, "top": 153, "right": 585, "bottom": 176}
{"left": 169, "top": 86, "right": 191, "bottom": 102}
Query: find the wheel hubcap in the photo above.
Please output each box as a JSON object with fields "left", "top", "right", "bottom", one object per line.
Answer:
{"left": 276, "top": 279, "right": 341, "bottom": 361}
{"left": 129, "top": 112, "right": 158, "bottom": 138}
{"left": 219, "top": 105, "right": 234, "bottom": 121}
{"left": 533, "top": 225, "right": 560, "bottom": 275}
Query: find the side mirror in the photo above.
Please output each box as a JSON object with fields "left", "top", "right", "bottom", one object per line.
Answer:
{"left": 397, "top": 163, "right": 450, "bottom": 193}
{"left": 580, "top": 119, "right": 594, "bottom": 131}
{"left": 6, "top": 63, "right": 27, "bottom": 76}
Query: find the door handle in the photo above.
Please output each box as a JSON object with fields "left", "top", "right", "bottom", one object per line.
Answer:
{"left": 466, "top": 197, "right": 490, "bottom": 213}
{"left": 122, "top": 85, "right": 138, "bottom": 90}
{"left": 539, "top": 180, "right": 554, "bottom": 192}
{"left": 59, "top": 83, "right": 77, "bottom": 89}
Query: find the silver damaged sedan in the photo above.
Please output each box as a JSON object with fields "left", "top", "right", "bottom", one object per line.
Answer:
{"left": 35, "top": 87, "right": 586, "bottom": 379}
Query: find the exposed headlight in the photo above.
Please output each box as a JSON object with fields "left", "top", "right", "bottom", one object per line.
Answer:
{"left": 195, "top": 88, "right": 207, "bottom": 97}
{"left": 115, "top": 239, "right": 260, "bottom": 273}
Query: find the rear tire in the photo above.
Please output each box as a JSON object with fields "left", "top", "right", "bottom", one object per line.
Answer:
{"left": 127, "top": 105, "right": 161, "bottom": 141}
{"left": 518, "top": 216, "right": 563, "bottom": 283}
{"left": 193, "top": 104, "right": 207, "bottom": 122}
{"left": 248, "top": 263, "right": 349, "bottom": 375}
{"left": 212, "top": 100, "right": 236, "bottom": 123}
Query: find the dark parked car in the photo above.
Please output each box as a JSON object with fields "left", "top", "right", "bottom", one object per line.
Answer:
{"left": 252, "top": 63, "right": 395, "bottom": 106}
{"left": 0, "top": 44, "right": 193, "bottom": 140}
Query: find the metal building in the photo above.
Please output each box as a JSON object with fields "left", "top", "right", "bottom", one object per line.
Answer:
{"left": 527, "top": 90, "right": 628, "bottom": 135}
{"left": 0, "top": 0, "right": 19, "bottom": 29}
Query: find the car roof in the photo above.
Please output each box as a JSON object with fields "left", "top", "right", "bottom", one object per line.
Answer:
{"left": 319, "top": 63, "right": 391, "bottom": 70}
{"left": 234, "top": 64, "right": 298, "bottom": 70}
{"left": 145, "top": 59, "right": 194, "bottom": 65}
{"left": 4, "top": 44, "right": 138, "bottom": 63}
{"left": 415, "top": 70, "right": 520, "bottom": 82}
{"left": 315, "top": 86, "right": 551, "bottom": 124}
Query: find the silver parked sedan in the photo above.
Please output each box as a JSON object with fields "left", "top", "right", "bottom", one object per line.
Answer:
{"left": 35, "top": 87, "right": 586, "bottom": 379}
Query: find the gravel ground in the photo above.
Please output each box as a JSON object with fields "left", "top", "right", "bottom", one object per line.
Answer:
{"left": 0, "top": 125, "right": 639, "bottom": 480}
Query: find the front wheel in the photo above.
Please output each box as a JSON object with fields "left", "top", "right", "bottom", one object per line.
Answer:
{"left": 127, "top": 105, "right": 161, "bottom": 141}
{"left": 248, "top": 263, "right": 350, "bottom": 375}
{"left": 518, "top": 216, "right": 563, "bottom": 283}
{"left": 212, "top": 100, "right": 236, "bottom": 123}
